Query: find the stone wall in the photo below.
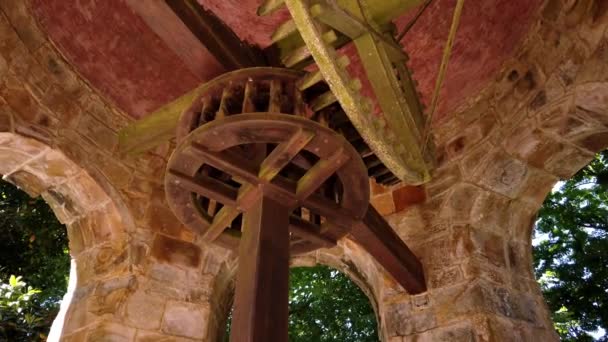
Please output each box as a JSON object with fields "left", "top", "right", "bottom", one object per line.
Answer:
{"left": 0, "top": 0, "right": 606, "bottom": 341}
{"left": 367, "top": 1, "right": 608, "bottom": 340}
{"left": 0, "top": 1, "right": 233, "bottom": 340}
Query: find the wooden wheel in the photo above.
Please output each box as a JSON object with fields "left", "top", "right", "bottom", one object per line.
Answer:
{"left": 166, "top": 68, "right": 369, "bottom": 254}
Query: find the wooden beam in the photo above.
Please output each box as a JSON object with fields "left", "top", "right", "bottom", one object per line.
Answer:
{"left": 258, "top": 129, "right": 315, "bottom": 180}
{"left": 118, "top": 84, "right": 205, "bottom": 155}
{"left": 289, "top": 215, "right": 336, "bottom": 248}
{"left": 124, "top": 0, "right": 224, "bottom": 79}
{"left": 189, "top": 143, "right": 358, "bottom": 226}
{"left": 351, "top": 206, "right": 427, "bottom": 294}
{"left": 168, "top": 169, "right": 238, "bottom": 206}
{"left": 119, "top": 0, "right": 270, "bottom": 155}
{"left": 165, "top": 0, "right": 266, "bottom": 70}
{"left": 230, "top": 196, "right": 290, "bottom": 342}
{"left": 296, "top": 148, "right": 349, "bottom": 200}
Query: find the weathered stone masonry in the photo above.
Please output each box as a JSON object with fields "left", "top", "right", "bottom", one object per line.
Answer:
{"left": 0, "top": 0, "right": 606, "bottom": 341}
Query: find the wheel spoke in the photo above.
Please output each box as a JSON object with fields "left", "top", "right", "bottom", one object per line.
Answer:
{"left": 259, "top": 128, "right": 315, "bottom": 181}
{"left": 168, "top": 169, "right": 238, "bottom": 206}
{"left": 296, "top": 147, "right": 349, "bottom": 200}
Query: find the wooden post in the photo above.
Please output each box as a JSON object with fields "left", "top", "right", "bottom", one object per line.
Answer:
{"left": 230, "top": 195, "right": 290, "bottom": 342}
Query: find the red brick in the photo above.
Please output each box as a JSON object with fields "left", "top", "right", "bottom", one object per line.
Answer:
{"left": 392, "top": 186, "right": 426, "bottom": 212}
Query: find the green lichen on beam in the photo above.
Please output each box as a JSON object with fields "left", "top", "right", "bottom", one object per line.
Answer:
{"left": 118, "top": 84, "right": 204, "bottom": 155}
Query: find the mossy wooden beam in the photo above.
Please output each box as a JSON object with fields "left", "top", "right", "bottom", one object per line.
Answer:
{"left": 118, "top": 85, "right": 204, "bottom": 155}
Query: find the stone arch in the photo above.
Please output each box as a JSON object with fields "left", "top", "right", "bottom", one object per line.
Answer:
{"left": 207, "top": 239, "right": 393, "bottom": 341}
{"left": 0, "top": 132, "right": 133, "bottom": 339}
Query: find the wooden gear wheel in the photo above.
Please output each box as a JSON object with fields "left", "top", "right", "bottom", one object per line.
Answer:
{"left": 165, "top": 68, "right": 370, "bottom": 254}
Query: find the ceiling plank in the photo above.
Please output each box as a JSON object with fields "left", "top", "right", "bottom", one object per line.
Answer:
{"left": 124, "top": 0, "right": 225, "bottom": 79}
{"left": 165, "top": 0, "right": 267, "bottom": 70}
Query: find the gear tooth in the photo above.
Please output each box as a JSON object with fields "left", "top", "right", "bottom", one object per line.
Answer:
{"left": 361, "top": 97, "right": 374, "bottom": 113}
{"left": 258, "top": 0, "right": 286, "bottom": 16}
{"left": 349, "top": 78, "right": 362, "bottom": 91}
{"left": 271, "top": 19, "right": 297, "bottom": 44}
{"left": 337, "top": 55, "right": 350, "bottom": 68}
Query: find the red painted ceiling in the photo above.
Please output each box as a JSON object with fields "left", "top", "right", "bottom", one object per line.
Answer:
{"left": 31, "top": 0, "right": 542, "bottom": 121}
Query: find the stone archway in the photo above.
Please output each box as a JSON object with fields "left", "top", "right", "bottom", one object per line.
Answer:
{"left": 206, "top": 239, "right": 394, "bottom": 341}
{"left": 0, "top": 132, "right": 133, "bottom": 340}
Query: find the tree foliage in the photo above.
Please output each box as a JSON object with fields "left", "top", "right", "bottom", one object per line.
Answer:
{"left": 0, "top": 179, "right": 69, "bottom": 341}
{"left": 225, "top": 265, "right": 378, "bottom": 341}
{"left": 0, "top": 179, "right": 69, "bottom": 302}
{"left": 0, "top": 275, "right": 52, "bottom": 341}
{"left": 288, "top": 266, "right": 378, "bottom": 341}
{"left": 534, "top": 151, "right": 608, "bottom": 341}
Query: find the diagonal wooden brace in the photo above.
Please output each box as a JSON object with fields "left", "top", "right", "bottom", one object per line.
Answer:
{"left": 351, "top": 206, "right": 427, "bottom": 294}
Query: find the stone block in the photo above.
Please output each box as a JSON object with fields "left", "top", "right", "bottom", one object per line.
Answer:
{"left": 86, "top": 322, "right": 136, "bottom": 342}
{"left": 152, "top": 234, "right": 201, "bottom": 268}
{"left": 61, "top": 329, "right": 88, "bottom": 342}
{"left": 3, "top": 169, "right": 48, "bottom": 197}
{"left": 95, "top": 152, "right": 133, "bottom": 188}
{"left": 40, "top": 88, "right": 83, "bottom": 128}
{"left": 88, "top": 275, "right": 135, "bottom": 315}
{"left": 60, "top": 171, "right": 111, "bottom": 212}
{"left": 74, "top": 244, "right": 128, "bottom": 285}
{"left": 460, "top": 258, "right": 509, "bottom": 286}
{"left": 576, "top": 39, "right": 608, "bottom": 84}
{"left": 94, "top": 243, "right": 129, "bottom": 275}
{"left": 0, "top": 148, "right": 29, "bottom": 175}
{"left": 476, "top": 150, "right": 528, "bottom": 198}
{"left": 0, "top": 10, "right": 21, "bottom": 57}
{"left": 453, "top": 227, "right": 507, "bottom": 268}
{"left": 370, "top": 178, "right": 391, "bottom": 195}
{"left": 440, "top": 183, "right": 482, "bottom": 223}
{"left": 126, "top": 290, "right": 166, "bottom": 330}
{"left": 575, "top": 82, "right": 608, "bottom": 119}
{"left": 402, "top": 322, "right": 476, "bottom": 342}
{"left": 417, "top": 237, "right": 455, "bottom": 268}
{"left": 61, "top": 296, "right": 96, "bottom": 335}
{"left": 389, "top": 308, "right": 437, "bottom": 336}
{"left": 14, "top": 117, "right": 57, "bottom": 145}
{"left": 162, "top": 301, "right": 209, "bottom": 339}
{"left": 540, "top": 106, "right": 606, "bottom": 147}
{"left": 507, "top": 200, "right": 537, "bottom": 242}
{"left": 426, "top": 265, "right": 464, "bottom": 289}
{"left": 77, "top": 113, "right": 118, "bottom": 152}
{"left": 23, "top": 148, "right": 80, "bottom": 184}
{"left": 147, "top": 203, "right": 194, "bottom": 242}
{"left": 505, "top": 125, "right": 565, "bottom": 173}
{"left": 426, "top": 163, "right": 461, "bottom": 199}
{"left": 518, "top": 167, "right": 558, "bottom": 207}
{"left": 469, "top": 189, "right": 511, "bottom": 233}
{"left": 544, "top": 143, "right": 594, "bottom": 178}
{"left": 41, "top": 188, "right": 81, "bottom": 224}
{"left": 66, "top": 222, "right": 86, "bottom": 256}
{"left": 34, "top": 43, "right": 83, "bottom": 97}
{"left": 135, "top": 330, "right": 199, "bottom": 342}
{"left": 0, "top": 0, "right": 46, "bottom": 52}
{"left": 1, "top": 73, "right": 45, "bottom": 123}
{"left": 371, "top": 192, "right": 395, "bottom": 216}
{"left": 71, "top": 204, "right": 124, "bottom": 247}
{"left": 81, "top": 94, "right": 131, "bottom": 132}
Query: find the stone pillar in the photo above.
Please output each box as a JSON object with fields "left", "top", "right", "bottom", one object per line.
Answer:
{"left": 370, "top": 1, "right": 608, "bottom": 339}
